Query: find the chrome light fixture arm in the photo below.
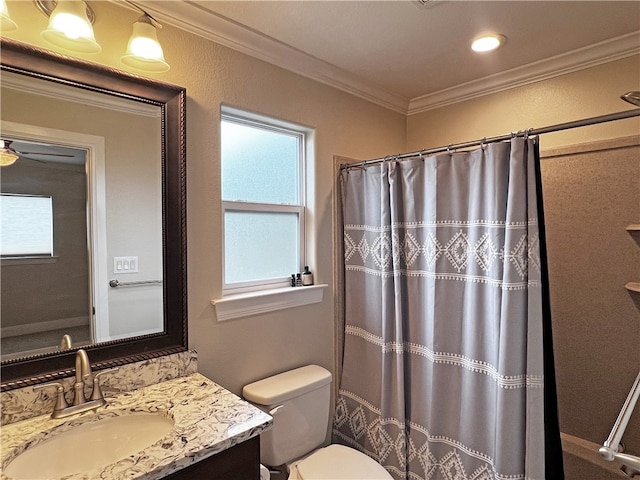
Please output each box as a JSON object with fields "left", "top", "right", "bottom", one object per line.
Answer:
{"left": 123, "top": 0, "right": 163, "bottom": 29}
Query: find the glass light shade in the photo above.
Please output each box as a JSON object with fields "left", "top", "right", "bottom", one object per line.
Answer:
{"left": 41, "top": 1, "right": 101, "bottom": 54}
{"left": 0, "top": 0, "right": 17, "bottom": 31}
{"left": 0, "top": 150, "right": 19, "bottom": 166}
{"left": 121, "top": 15, "right": 169, "bottom": 73}
{"left": 471, "top": 34, "right": 506, "bottom": 53}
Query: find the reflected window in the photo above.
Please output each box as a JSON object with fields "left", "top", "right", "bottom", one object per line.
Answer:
{"left": 0, "top": 193, "right": 53, "bottom": 257}
{"left": 221, "top": 109, "right": 307, "bottom": 292}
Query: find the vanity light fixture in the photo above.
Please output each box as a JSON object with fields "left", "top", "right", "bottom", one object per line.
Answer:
{"left": 0, "top": 140, "right": 19, "bottom": 167}
{"left": 121, "top": 12, "right": 170, "bottom": 72}
{"left": 0, "top": 0, "right": 17, "bottom": 31}
{"left": 38, "top": 0, "right": 101, "bottom": 54}
{"left": 32, "top": 0, "right": 170, "bottom": 72}
{"left": 471, "top": 33, "right": 506, "bottom": 53}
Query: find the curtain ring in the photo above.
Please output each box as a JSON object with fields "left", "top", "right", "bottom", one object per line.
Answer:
{"left": 419, "top": 149, "right": 425, "bottom": 160}
{"left": 447, "top": 144, "right": 452, "bottom": 154}
{"left": 481, "top": 137, "right": 487, "bottom": 151}
{"left": 526, "top": 128, "right": 534, "bottom": 140}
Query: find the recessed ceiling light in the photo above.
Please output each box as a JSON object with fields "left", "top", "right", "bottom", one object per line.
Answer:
{"left": 471, "top": 34, "right": 506, "bottom": 53}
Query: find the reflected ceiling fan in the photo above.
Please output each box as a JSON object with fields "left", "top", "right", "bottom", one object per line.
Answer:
{"left": 0, "top": 139, "right": 75, "bottom": 167}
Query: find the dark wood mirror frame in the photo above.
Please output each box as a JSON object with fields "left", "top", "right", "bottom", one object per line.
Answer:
{"left": 0, "top": 39, "right": 187, "bottom": 391}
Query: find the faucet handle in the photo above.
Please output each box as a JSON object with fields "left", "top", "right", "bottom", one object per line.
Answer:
{"left": 90, "top": 367, "right": 118, "bottom": 401}
{"left": 34, "top": 382, "right": 68, "bottom": 416}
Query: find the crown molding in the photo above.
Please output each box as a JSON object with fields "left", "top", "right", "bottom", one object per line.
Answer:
{"left": 408, "top": 32, "right": 640, "bottom": 115}
{"left": 1, "top": 71, "right": 160, "bottom": 117}
{"left": 139, "top": 1, "right": 639, "bottom": 117}
{"left": 137, "top": 1, "right": 409, "bottom": 114}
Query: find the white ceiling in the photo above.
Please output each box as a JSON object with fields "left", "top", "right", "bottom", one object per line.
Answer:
{"left": 142, "top": 1, "right": 640, "bottom": 114}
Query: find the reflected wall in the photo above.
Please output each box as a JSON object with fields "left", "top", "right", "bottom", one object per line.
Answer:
{"left": 1, "top": 76, "right": 163, "bottom": 357}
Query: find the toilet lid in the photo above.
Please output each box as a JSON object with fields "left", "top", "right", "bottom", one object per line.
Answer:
{"left": 294, "top": 444, "right": 392, "bottom": 480}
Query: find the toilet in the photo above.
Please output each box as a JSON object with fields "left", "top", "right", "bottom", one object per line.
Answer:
{"left": 243, "top": 365, "right": 392, "bottom": 480}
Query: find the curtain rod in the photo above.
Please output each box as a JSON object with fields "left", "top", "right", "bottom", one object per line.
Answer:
{"left": 341, "top": 108, "right": 640, "bottom": 170}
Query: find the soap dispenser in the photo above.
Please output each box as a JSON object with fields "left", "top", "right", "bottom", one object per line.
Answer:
{"left": 301, "top": 266, "right": 314, "bottom": 286}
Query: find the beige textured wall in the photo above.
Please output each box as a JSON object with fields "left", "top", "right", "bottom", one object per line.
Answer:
{"left": 407, "top": 55, "right": 640, "bottom": 152}
{"left": 153, "top": 10, "right": 404, "bottom": 395}
{"left": 177, "top": 35, "right": 404, "bottom": 395}
{"left": 1, "top": 1, "right": 406, "bottom": 394}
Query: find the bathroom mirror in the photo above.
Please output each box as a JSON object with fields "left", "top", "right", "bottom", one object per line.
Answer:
{"left": 0, "top": 39, "right": 187, "bottom": 390}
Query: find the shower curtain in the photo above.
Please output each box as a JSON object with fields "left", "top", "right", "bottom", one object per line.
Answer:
{"left": 334, "top": 138, "right": 563, "bottom": 480}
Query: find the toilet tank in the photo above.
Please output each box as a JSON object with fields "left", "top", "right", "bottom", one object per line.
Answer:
{"left": 242, "top": 365, "right": 332, "bottom": 467}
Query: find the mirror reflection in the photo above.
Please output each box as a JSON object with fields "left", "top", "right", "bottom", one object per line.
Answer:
{"left": 1, "top": 70, "right": 164, "bottom": 361}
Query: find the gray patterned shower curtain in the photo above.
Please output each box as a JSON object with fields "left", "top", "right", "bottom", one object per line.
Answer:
{"left": 334, "top": 138, "right": 562, "bottom": 480}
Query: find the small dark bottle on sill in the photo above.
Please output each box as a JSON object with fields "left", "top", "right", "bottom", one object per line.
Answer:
{"left": 302, "top": 266, "right": 314, "bottom": 286}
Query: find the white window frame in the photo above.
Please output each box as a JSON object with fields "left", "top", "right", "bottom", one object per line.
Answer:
{"left": 221, "top": 108, "right": 307, "bottom": 295}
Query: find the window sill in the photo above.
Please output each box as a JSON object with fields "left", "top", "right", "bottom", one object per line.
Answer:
{"left": 1, "top": 256, "right": 58, "bottom": 266}
{"left": 211, "top": 284, "right": 327, "bottom": 322}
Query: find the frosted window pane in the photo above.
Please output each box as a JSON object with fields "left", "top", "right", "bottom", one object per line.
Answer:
{"left": 0, "top": 194, "right": 53, "bottom": 256}
{"left": 222, "top": 120, "right": 300, "bottom": 204}
{"left": 225, "top": 211, "right": 299, "bottom": 284}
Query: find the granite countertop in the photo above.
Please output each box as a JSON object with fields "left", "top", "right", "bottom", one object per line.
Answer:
{"left": 0, "top": 373, "right": 272, "bottom": 480}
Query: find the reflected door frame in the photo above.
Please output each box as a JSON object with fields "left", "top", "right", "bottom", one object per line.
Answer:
{"left": 1, "top": 120, "right": 109, "bottom": 343}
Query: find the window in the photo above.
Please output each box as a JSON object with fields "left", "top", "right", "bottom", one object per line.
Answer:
{"left": 221, "top": 108, "right": 307, "bottom": 293}
{"left": 0, "top": 193, "right": 54, "bottom": 257}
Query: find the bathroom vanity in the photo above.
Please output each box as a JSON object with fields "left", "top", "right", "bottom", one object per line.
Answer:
{"left": 163, "top": 437, "right": 260, "bottom": 480}
{"left": 1, "top": 373, "right": 272, "bottom": 480}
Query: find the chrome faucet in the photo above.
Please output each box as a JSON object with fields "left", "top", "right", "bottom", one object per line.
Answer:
{"left": 34, "top": 349, "right": 117, "bottom": 419}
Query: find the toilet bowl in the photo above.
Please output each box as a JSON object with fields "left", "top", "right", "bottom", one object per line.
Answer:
{"left": 288, "top": 444, "right": 391, "bottom": 480}
{"left": 243, "top": 365, "right": 392, "bottom": 480}
{"left": 260, "top": 464, "right": 270, "bottom": 480}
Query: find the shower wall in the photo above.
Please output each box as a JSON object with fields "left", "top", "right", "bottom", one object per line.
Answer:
{"left": 541, "top": 136, "right": 640, "bottom": 478}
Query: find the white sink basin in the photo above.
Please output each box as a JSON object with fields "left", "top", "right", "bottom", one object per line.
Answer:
{"left": 4, "top": 413, "right": 174, "bottom": 480}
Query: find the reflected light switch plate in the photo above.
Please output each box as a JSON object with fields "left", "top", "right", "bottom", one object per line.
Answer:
{"left": 114, "top": 256, "right": 139, "bottom": 274}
